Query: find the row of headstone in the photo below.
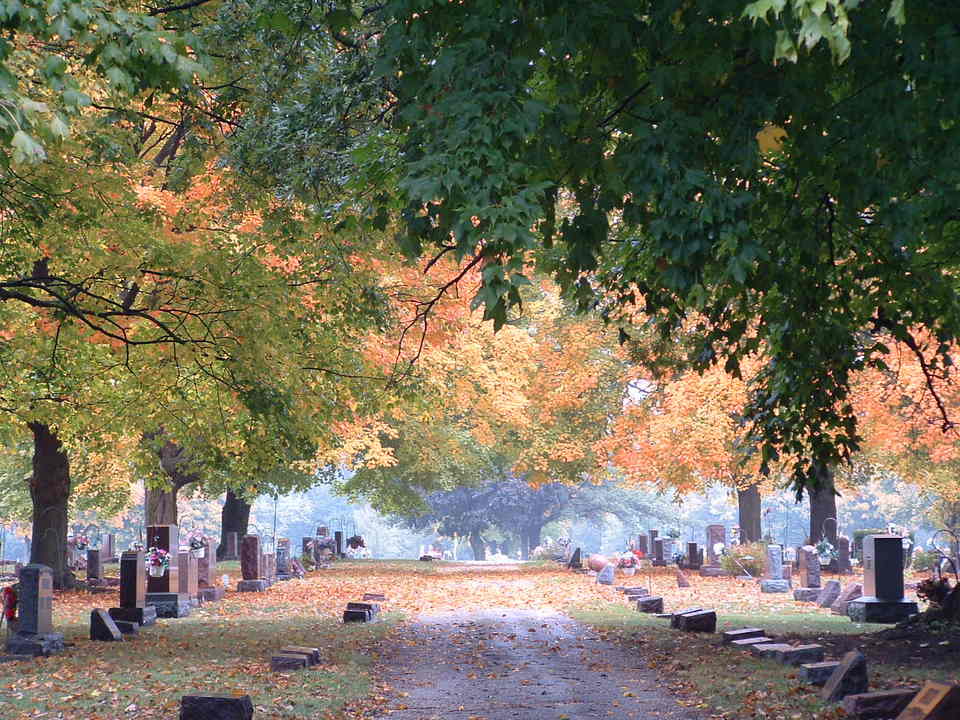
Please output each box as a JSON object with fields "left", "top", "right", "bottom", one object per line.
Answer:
{"left": 236, "top": 534, "right": 301, "bottom": 592}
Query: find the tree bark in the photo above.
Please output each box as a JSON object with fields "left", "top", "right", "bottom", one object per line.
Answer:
{"left": 468, "top": 531, "right": 486, "bottom": 561}
{"left": 737, "top": 483, "right": 762, "bottom": 543}
{"left": 144, "top": 436, "right": 200, "bottom": 526}
{"left": 809, "top": 462, "right": 838, "bottom": 545}
{"left": 27, "top": 422, "right": 73, "bottom": 589}
{"left": 218, "top": 489, "right": 251, "bottom": 560}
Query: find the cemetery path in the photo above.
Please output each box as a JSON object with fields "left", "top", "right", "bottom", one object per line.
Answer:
{"left": 374, "top": 608, "right": 705, "bottom": 720}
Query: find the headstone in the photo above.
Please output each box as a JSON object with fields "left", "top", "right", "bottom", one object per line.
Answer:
{"left": 661, "top": 539, "right": 676, "bottom": 564}
{"left": 145, "top": 525, "right": 190, "bottom": 618}
{"left": 668, "top": 607, "right": 704, "bottom": 627}
{"left": 837, "top": 536, "right": 853, "bottom": 574}
{"left": 751, "top": 643, "right": 793, "bottom": 659}
{"left": 271, "top": 653, "right": 308, "bottom": 671}
{"left": 636, "top": 535, "right": 648, "bottom": 555}
{"left": 652, "top": 539, "right": 665, "bottom": 567}
{"left": 843, "top": 689, "right": 917, "bottom": 719}
{"left": 103, "top": 534, "right": 116, "bottom": 561}
{"left": 794, "top": 587, "right": 821, "bottom": 602}
{"left": 636, "top": 596, "right": 664, "bottom": 613}
{"left": 822, "top": 650, "right": 869, "bottom": 702}
{"left": 90, "top": 608, "right": 123, "bottom": 642}
{"left": 567, "top": 547, "right": 582, "bottom": 569}
{"left": 86, "top": 549, "right": 103, "bottom": 581}
{"left": 277, "top": 538, "right": 291, "bottom": 577}
{"left": 722, "top": 628, "right": 765, "bottom": 645}
{"left": 848, "top": 535, "right": 918, "bottom": 623}
{"left": 730, "top": 637, "right": 775, "bottom": 649}
{"left": 343, "top": 608, "right": 373, "bottom": 622}
{"left": 676, "top": 569, "right": 690, "bottom": 588}
{"left": 334, "top": 530, "right": 343, "bottom": 557}
{"left": 178, "top": 552, "right": 200, "bottom": 606}
{"left": 674, "top": 609, "right": 716, "bottom": 633}
{"left": 771, "top": 644, "right": 825, "bottom": 666}
{"left": 800, "top": 545, "right": 821, "bottom": 588}
{"left": 831, "top": 582, "right": 863, "bottom": 616}
{"left": 197, "top": 538, "right": 225, "bottom": 602}
{"left": 180, "top": 695, "right": 254, "bottom": 720}
{"left": 817, "top": 579, "right": 842, "bottom": 608}
{"left": 800, "top": 661, "right": 841, "bottom": 686}
{"left": 649, "top": 529, "right": 658, "bottom": 549}
{"left": 109, "top": 551, "right": 157, "bottom": 626}
{"left": 363, "top": 593, "right": 386, "bottom": 601}
{"left": 686, "top": 542, "right": 701, "bottom": 570}
{"left": 761, "top": 544, "right": 791, "bottom": 593}
{"left": 281, "top": 646, "right": 320, "bottom": 665}
{"left": 705, "top": 524, "right": 725, "bottom": 566}
{"left": 596, "top": 564, "right": 615, "bottom": 585}
{"left": 5, "top": 564, "right": 64, "bottom": 656}
{"left": 223, "top": 532, "right": 239, "bottom": 561}
{"left": 290, "top": 557, "right": 306, "bottom": 577}
{"left": 782, "top": 563, "right": 793, "bottom": 580}
{"left": 895, "top": 681, "right": 960, "bottom": 719}
{"left": 238, "top": 535, "right": 267, "bottom": 592}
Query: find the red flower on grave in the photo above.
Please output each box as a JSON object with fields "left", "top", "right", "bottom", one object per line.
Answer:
{"left": 2, "top": 586, "right": 16, "bottom": 621}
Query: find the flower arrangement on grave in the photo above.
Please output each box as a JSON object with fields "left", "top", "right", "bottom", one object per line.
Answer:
{"left": 666, "top": 528, "right": 681, "bottom": 539}
{"left": 815, "top": 537, "right": 838, "bottom": 564}
{"left": 145, "top": 547, "right": 170, "bottom": 577}
{"left": 185, "top": 531, "right": 205, "bottom": 558}
{"left": 2, "top": 585, "right": 17, "bottom": 624}
{"left": 130, "top": 541, "right": 144, "bottom": 552}
{"left": 73, "top": 534, "right": 89, "bottom": 551}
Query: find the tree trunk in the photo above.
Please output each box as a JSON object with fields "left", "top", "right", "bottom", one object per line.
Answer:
{"left": 27, "top": 422, "right": 74, "bottom": 589}
{"left": 468, "top": 532, "right": 486, "bottom": 561}
{"left": 145, "top": 485, "right": 178, "bottom": 525}
{"left": 809, "top": 462, "right": 838, "bottom": 545}
{"left": 218, "top": 490, "right": 251, "bottom": 560}
{"left": 737, "top": 483, "right": 762, "bottom": 543}
{"left": 521, "top": 524, "right": 542, "bottom": 560}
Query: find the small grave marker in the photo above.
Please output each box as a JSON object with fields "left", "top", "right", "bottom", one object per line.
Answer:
{"left": 822, "top": 650, "right": 869, "bottom": 702}
{"left": 895, "top": 681, "right": 960, "bottom": 720}
{"left": 674, "top": 609, "right": 716, "bottom": 633}
{"left": 722, "top": 628, "right": 765, "bottom": 644}
{"left": 180, "top": 695, "right": 253, "bottom": 720}
{"left": 799, "top": 661, "right": 840, "bottom": 686}
{"left": 90, "top": 609, "right": 123, "bottom": 642}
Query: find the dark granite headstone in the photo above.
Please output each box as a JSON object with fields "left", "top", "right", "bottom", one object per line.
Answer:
{"left": 224, "top": 532, "right": 239, "bottom": 561}
{"left": 145, "top": 525, "right": 189, "bottom": 618}
{"left": 567, "top": 547, "right": 582, "bottom": 569}
{"left": 722, "top": 628, "right": 765, "bottom": 644}
{"left": 799, "top": 661, "right": 841, "bottom": 686}
{"left": 821, "top": 650, "right": 869, "bottom": 702}
{"left": 86, "top": 549, "right": 102, "bottom": 581}
{"left": 675, "top": 610, "right": 716, "bottom": 633}
{"left": 110, "top": 551, "right": 156, "bottom": 626}
{"left": 146, "top": 525, "right": 179, "bottom": 594}
{"left": 686, "top": 542, "right": 701, "bottom": 569}
{"left": 636, "top": 596, "right": 663, "bottom": 613}
{"left": 5, "top": 564, "right": 64, "bottom": 656}
{"left": 636, "top": 535, "right": 648, "bottom": 555}
{"left": 652, "top": 539, "right": 665, "bottom": 567}
{"left": 848, "top": 535, "right": 918, "bottom": 623}
{"left": 240, "top": 535, "right": 262, "bottom": 580}
{"left": 180, "top": 694, "right": 254, "bottom": 720}
{"left": 334, "top": 530, "right": 344, "bottom": 557}
{"left": 271, "top": 653, "right": 308, "bottom": 671}
{"left": 90, "top": 608, "right": 123, "bottom": 641}
{"left": 277, "top": 538, "right": 291, "bottom": 576}
{"left": 705, "top": 524, "right": 725, "bottom": 565}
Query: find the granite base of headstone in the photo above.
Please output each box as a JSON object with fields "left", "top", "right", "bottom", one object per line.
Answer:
{"left": 771, "top": 644, "right": 824, "bottom": 666}
{"left": 199, "top": 586, "right": 226, "bottom": 602}
{"left": 722, "top": 628, "right": 765, "bottom": 645}
{"left": 636, "top": 596, "right": 664, "bottom": 613}
{"left": 821, "top": 650, "right": 869, "bottom": 702}
{"left": 281, "top": 646, "right": 320, "bottom": 665}
{"left": 90, "top": 609, "right": 124, "bottom": 642}
{"left": 237, "top": 579, "right": 268, "bottom": 592}
{"left": 730, "top": 637, "right": 774, "bottom": 650}
{"left": 145, "top": 592, "right": 192, "bottom": 618}
{"left": 5, "top": 565, "right": 64, "bottom": 657}
{"left": 699, "top": 566, "right": 727, "bottom": 577}
{"left": 847, "top": 597, "right": 918, "bottom": 623}
{"left": 675, "top": 609, "right": 716, "bottom": 633}
{"left": 799, "top": 661, "right": 840, "bottom": 686}
{"left": 271, "top": 653, "right": 308, "bottom": 671}
{"left": 817, "top": 580, "right": 843, "bottom": 608}
{"left": 794, "top": 587, "right": 821, "bottom": 602}
{"left": 180, "top": 694, "right": 254, "bottom": 720}
{"left": 842, "top": 689, "right": 917, "bottom": 719}
{"left": 831, "top": 583, "right": 863, "bottom": 616}
{"left": 761, "top": 579, "right": 791, "bottom": 593}
{"left": 109, "top": 606, "right": 157, "bottom": 626}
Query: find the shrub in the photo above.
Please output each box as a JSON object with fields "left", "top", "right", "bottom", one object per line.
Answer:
{"left": 720, "top": 542, "right": 767, "bottom": 577}
{"left": 913, "top": 549, "right": 941, "bottom": 572}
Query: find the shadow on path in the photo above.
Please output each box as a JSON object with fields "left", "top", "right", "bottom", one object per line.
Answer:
{"left": 375, "top": 608, "right": 705, "bottom": 720}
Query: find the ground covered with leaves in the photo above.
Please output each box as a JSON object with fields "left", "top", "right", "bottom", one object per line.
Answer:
{"left": 1, "top": 561, "right": 954, "bottom": 720}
